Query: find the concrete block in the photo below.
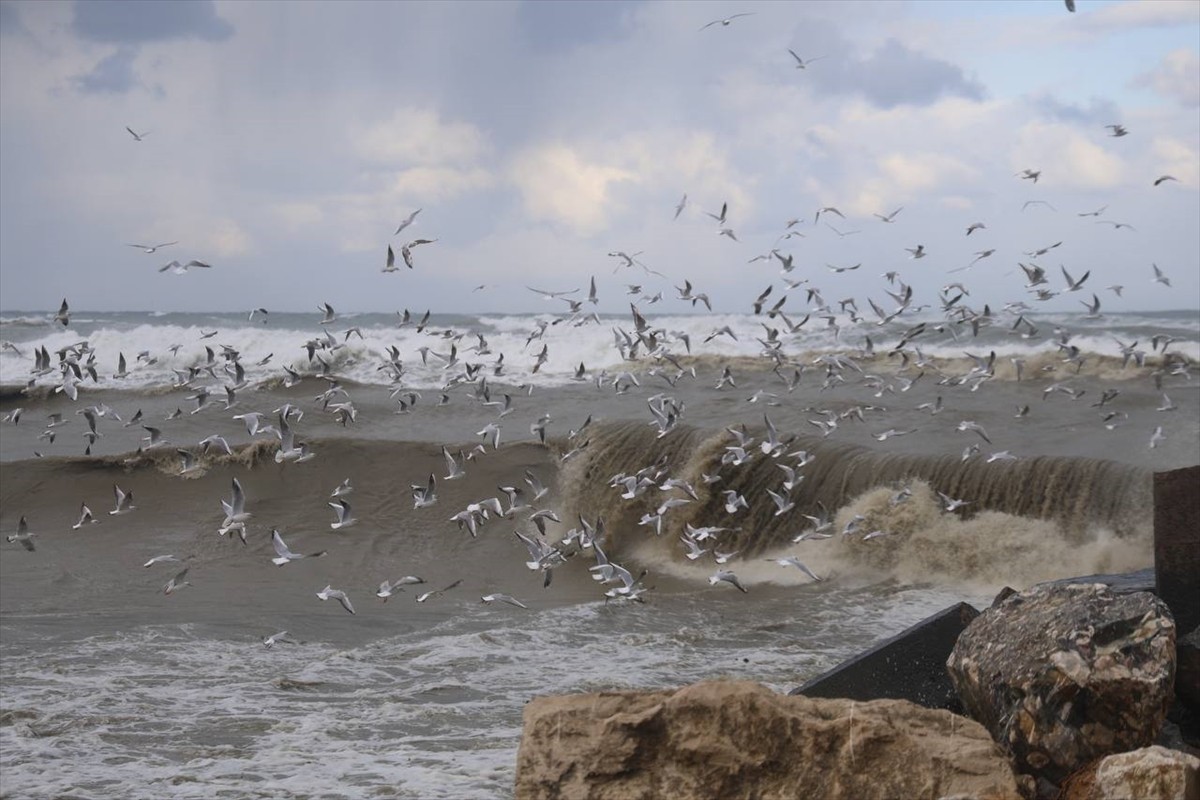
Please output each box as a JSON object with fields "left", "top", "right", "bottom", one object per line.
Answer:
{"left": 789, "top": 602, "right": 979, "bottom": 710}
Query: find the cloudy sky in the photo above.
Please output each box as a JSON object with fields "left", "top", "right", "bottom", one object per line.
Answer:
{"left": 0, "top": 0, "right": 1196, "bottom": 314}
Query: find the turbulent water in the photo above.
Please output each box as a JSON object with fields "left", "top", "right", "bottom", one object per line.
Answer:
{"left": 1, "top": 308, "right": 1197, "bottom": 798}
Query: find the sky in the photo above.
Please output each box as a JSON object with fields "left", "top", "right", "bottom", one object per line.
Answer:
{"left": 0, "top": 0, "right": 1197, "bottom": 314}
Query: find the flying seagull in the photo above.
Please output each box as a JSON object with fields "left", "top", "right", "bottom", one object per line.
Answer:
{"left": 127, "top": 241, "right": 178, "bottom": 254}
{"left": 125, "top": 126, "right": 150, "bottom": 141}
{"left": 700, "top": 13, "right": 755, "bottom": 31}
{"left": 394, "top": 208, "right": 422, "bottom": 236}
{"left": 788, "top": 50, "right": 826, "bottom": 69}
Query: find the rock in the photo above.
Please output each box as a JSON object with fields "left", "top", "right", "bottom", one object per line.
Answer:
{"left": 1048, "top": 568, "right": 1156, "bottom": 596}
{"left": 514, "top": 679, "right": 1022, "bottom": 800}
{"left": 790, "top": 601, "right": 979, "bottom": 711}
{"left": 1178, "top": 626, "right": 1200, "bottom": 715}
{"left": 947, "top": 582, "right": 1176, "bottom": 785}
{"left": 1095, "top": 746, "right": 1199, "bottom": 800}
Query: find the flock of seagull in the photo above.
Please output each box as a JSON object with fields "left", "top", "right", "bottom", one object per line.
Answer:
{"left": 4, "top": 9, "right": 1195, "bottom": 644}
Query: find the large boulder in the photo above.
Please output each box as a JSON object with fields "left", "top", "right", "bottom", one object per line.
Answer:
{"left": 514, "top": 679, "right": 1021, "bottom": 800}
{"left": 1060, "top": 746, "right": 1200, "bottom": 800}
{"left": 947, "top": 583, "right": 1176, "bottom": 785}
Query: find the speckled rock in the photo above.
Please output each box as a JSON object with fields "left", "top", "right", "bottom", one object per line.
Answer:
{"left": 947, "top": 583, "right": 1176, "bottom": 785}
{"left": 1094, "top": 746, "right": 1199, "bottom": 800}
{"left": 514, "top": 680, "right": 1022, "bottom": 800}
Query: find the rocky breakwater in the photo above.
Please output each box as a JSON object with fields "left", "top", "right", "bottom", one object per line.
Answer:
{"left": 514, "top": 679, "right": 1022, "bottom": 800}
{"left": 946, "top": 582, "right": 1177, "bottom": 791}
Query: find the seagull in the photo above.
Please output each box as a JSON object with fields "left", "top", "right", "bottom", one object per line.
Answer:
{"left": 127, "top": 241, "right": 178, "bottom": 254}
{"left": 271, "top": 529, "right": 327, "bottom": 566}
{"left": 219, "top": 478, "right": 250, "bottom": 532}
{"left": 330, "top": 478, "right": 353, "bottom": 498}
{"left": 674, "top": 193, "right": 688, "bottom": 219}
{"left": 1151, "top": 263, "right": 1171, "bottom": 287}
{"left": 905, "top": 245, "right": 926, "bottom": 259}
{"left": 416, "top": 579, "right": 462, "bottom": 603}
{"left": 956, "top": 420, "right": 992, "bottom": 444}
{"left": 143, "top": 554, "right": 180, "bottom": 568}
{"left": 709, "top": 570, "right": 748, "bottom": 593}
{"left": 481, "top": 593, "right": 528, "bottom": 609}
{"left": 764, "top": 556, "right": 823, "bottom": 582}
{"left": 158, "top": 260, "right": 211, "bottom": 274}
{"left": 873, "top": 207, "right": 903, "bottom": 223}
{"left": 110, "top": 484, "right": 136, "bottom": 515}
{"left": 1153, "top": 175, "right": 1177, "bottom": 186}
{"left": 936, "top": 491, "right": 970, "bottom": 512}
{"left": 1105, "top": 124, "right": 1128, "bottom": 138}
{"left": 328, "top": 499, "right": 358, "bottom": 530}
{"left": 163, "top": 568, "right": 191, "bottom": 595}
{"left": 54, "top": 298, "right": 70, "bottom": 326}
{"left": 1149, "top": 426, "right": 1165, "bottom": 449}
{"left": 394, "top": 208, "right": 422, "bottom": 236}
{"left": 262, "top": 631, "right": 297, "bottom": 648}
{"left": 7, "top": 516, "right": 35, "bottom": 551}
{"left": 125, "top": 126, "right": 150, "bottom": 141}
{"left": 412, "top": 473, "right": 438, "bottom": 509}
{"left": 72, "top": 503, "right": 98, "bottom": 530}
{"left": 316, "top": 585, "right": 355, "bottom": 614}
{"left": 374, "top": 578, "right": 422, "bottom": 604}
{"left": 438, "top": 446, "right": 465, "bottom": 481}
{"left": 700, "top": 12, "right": 755, "bottom": 30}
{"left": 787, "top": 50, "right": 825, "bottom": 69}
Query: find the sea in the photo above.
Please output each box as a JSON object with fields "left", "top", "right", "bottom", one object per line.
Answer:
{"left": 0, "top": 306, "right": 1197, "bottom": 799}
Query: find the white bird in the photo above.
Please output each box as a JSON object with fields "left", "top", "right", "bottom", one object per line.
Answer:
{"left": 394, "top": 208, "right": 422, "bottom": 236}
{"left": 708, "top": 570, "right": 748, "bottom": 593}
{"left": 163, "top": 568, "right": 191, "bottom": 595}
{"left": 271, "top": 530, "right": 327, "bottom": 566}
{"left": 788, "top": 50, "right": 825, "bottom": 69}
{"left": 936, "top": 491, "right": 971, "bottom": 512}
{"left": 443, "top": 446, "right": 466, "bottom": 480}
{"left": 316, "top": 585, "right": 355, "bottom": 614}
{"left": 143, "top": 554, "right": 180, "bottom": 568}
{"left": 72, "top": 503, "right": 98, "bottom": 530}
{"left": 1151, "top": 264, "right": 1171, "bottom": 287}
{"left": 700, "top": 12, "right": 755, "bottom": 30}
{"left": 158, "top": 260, "right": 211, "bottom": 274}
{"left": 764, "top": 556, "right": 823, "bottom": 582}
{"left": 110, "top": 484, "right": 136, "bottom": 515}
{"left": 481, "top": 593, "right": 528, "bottom": 609}
{"left": 412, "top": 474, "right": 438, "bottom": 509}
{"left": 262, "top": 631, "right": 297, "bottom": 648}
{"left": 7, "top": 516, "right": 35, "bottom": 551}
{"left": 330, "top": 478, "right": 353, "bottom": 498}
{"left": 328, "top": 499, "right": 358, "bottom": 530}
{"left": 416, "top": 579, "right": 462, "bottom": 603}
{"left": 219, "top": 478, "right": 250, "bottom": 532}
{"left": 127, "top": 241, "right": 177, "bottom": 253}
{"left": 125, "top": 126, "right": 149, "bottom": 141}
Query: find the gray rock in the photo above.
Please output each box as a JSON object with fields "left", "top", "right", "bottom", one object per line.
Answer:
{"left": 947, "top": 582, "right": 1176, "bottom": 785}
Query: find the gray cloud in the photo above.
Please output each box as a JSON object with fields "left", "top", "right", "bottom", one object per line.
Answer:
{"left": 71, "top": 46, "right": 139, "bottom": 94}
{"left": 0, "top": 2, "right": 26, "bottom": 38}
{"left": 71, "top": 0, "right": 233, "bottom": 44}
{"left": 1028, "top": 93, "right": 1121, "bottom": 125}
{"left": 515, "top": 0, "right": 638, "bottom": 54}
{"left": 813, "top": 37, "right": 986, "bottom": 108}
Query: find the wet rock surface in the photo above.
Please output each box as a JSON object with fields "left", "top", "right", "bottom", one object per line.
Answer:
{"left": 947, "top": 583, "right": 1177, "bottom": 786}
{"left": 515, "top": 679, "right": 1022, "bottom": 800}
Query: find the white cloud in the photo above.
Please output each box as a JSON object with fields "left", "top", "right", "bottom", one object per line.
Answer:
{"left": 1135, "top": 48, "right": 1200, "bottom": 108}
{"left": 1078, "top": 0, "right": 1200, "bottom": 33}
{"left": 352, "top": 107, "right": 488, "bottom": 167}
{"left": 1011, "top": 122, "right": 1126, "bottom": 190}
{"left": 1151, "top": 136, "right": 1199, "bottom": 188}
{"left": 509, "top": 144, "right": 638, "bottom": 235}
